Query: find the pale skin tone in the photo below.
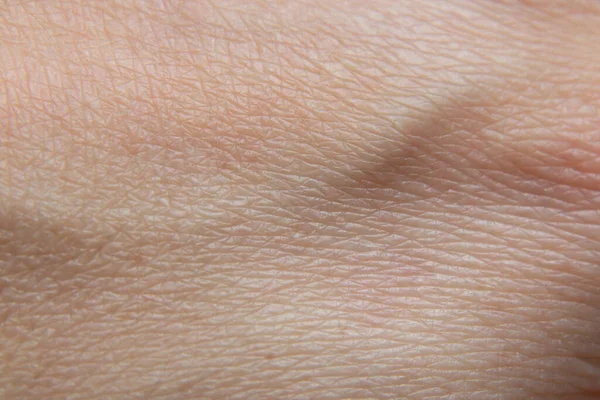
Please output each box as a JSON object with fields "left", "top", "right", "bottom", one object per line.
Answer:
{"left": 1, "top": 0, "right": 600, "bottom": 398}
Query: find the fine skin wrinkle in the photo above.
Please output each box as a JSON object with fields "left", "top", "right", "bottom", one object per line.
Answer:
{"left": 1, "top": 1, "right": 600, "bottom": 399}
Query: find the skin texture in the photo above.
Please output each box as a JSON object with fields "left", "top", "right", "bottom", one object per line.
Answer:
{"left": 1, "top": 0, "right": 600, "bottom": 398}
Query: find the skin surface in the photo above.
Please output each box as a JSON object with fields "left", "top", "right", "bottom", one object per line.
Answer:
{"left": 1, "top": 0, "right": 600, "bottom": 398}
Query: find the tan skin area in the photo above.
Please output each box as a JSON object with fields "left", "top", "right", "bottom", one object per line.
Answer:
{"left": 1, "top": 1, "right": 600, "bottom": 399}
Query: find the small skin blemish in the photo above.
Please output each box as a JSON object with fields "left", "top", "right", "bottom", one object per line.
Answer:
{"left": 132, "top": 253, "right": 143, "bottom": 266}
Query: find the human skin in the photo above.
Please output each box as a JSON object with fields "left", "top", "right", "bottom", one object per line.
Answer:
{"left": 1, "top": 0, "right": 600, "bottom": 398}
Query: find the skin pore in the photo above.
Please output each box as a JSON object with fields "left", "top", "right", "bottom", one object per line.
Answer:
{"left": 1, "top": 0, "right": 600, "bottom": 399}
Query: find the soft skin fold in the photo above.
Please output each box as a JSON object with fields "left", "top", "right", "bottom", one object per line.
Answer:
{"left": 1, "top": 1, "right": 600, "bottom": 399}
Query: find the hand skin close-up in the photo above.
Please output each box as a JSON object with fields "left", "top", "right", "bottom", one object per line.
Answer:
{"left": 1, "top": 0, "right": 600, "bottom": 399}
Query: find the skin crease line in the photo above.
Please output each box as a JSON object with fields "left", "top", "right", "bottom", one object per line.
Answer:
{"left": 1, "top": 1, "right": 600, "bottom": 399}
